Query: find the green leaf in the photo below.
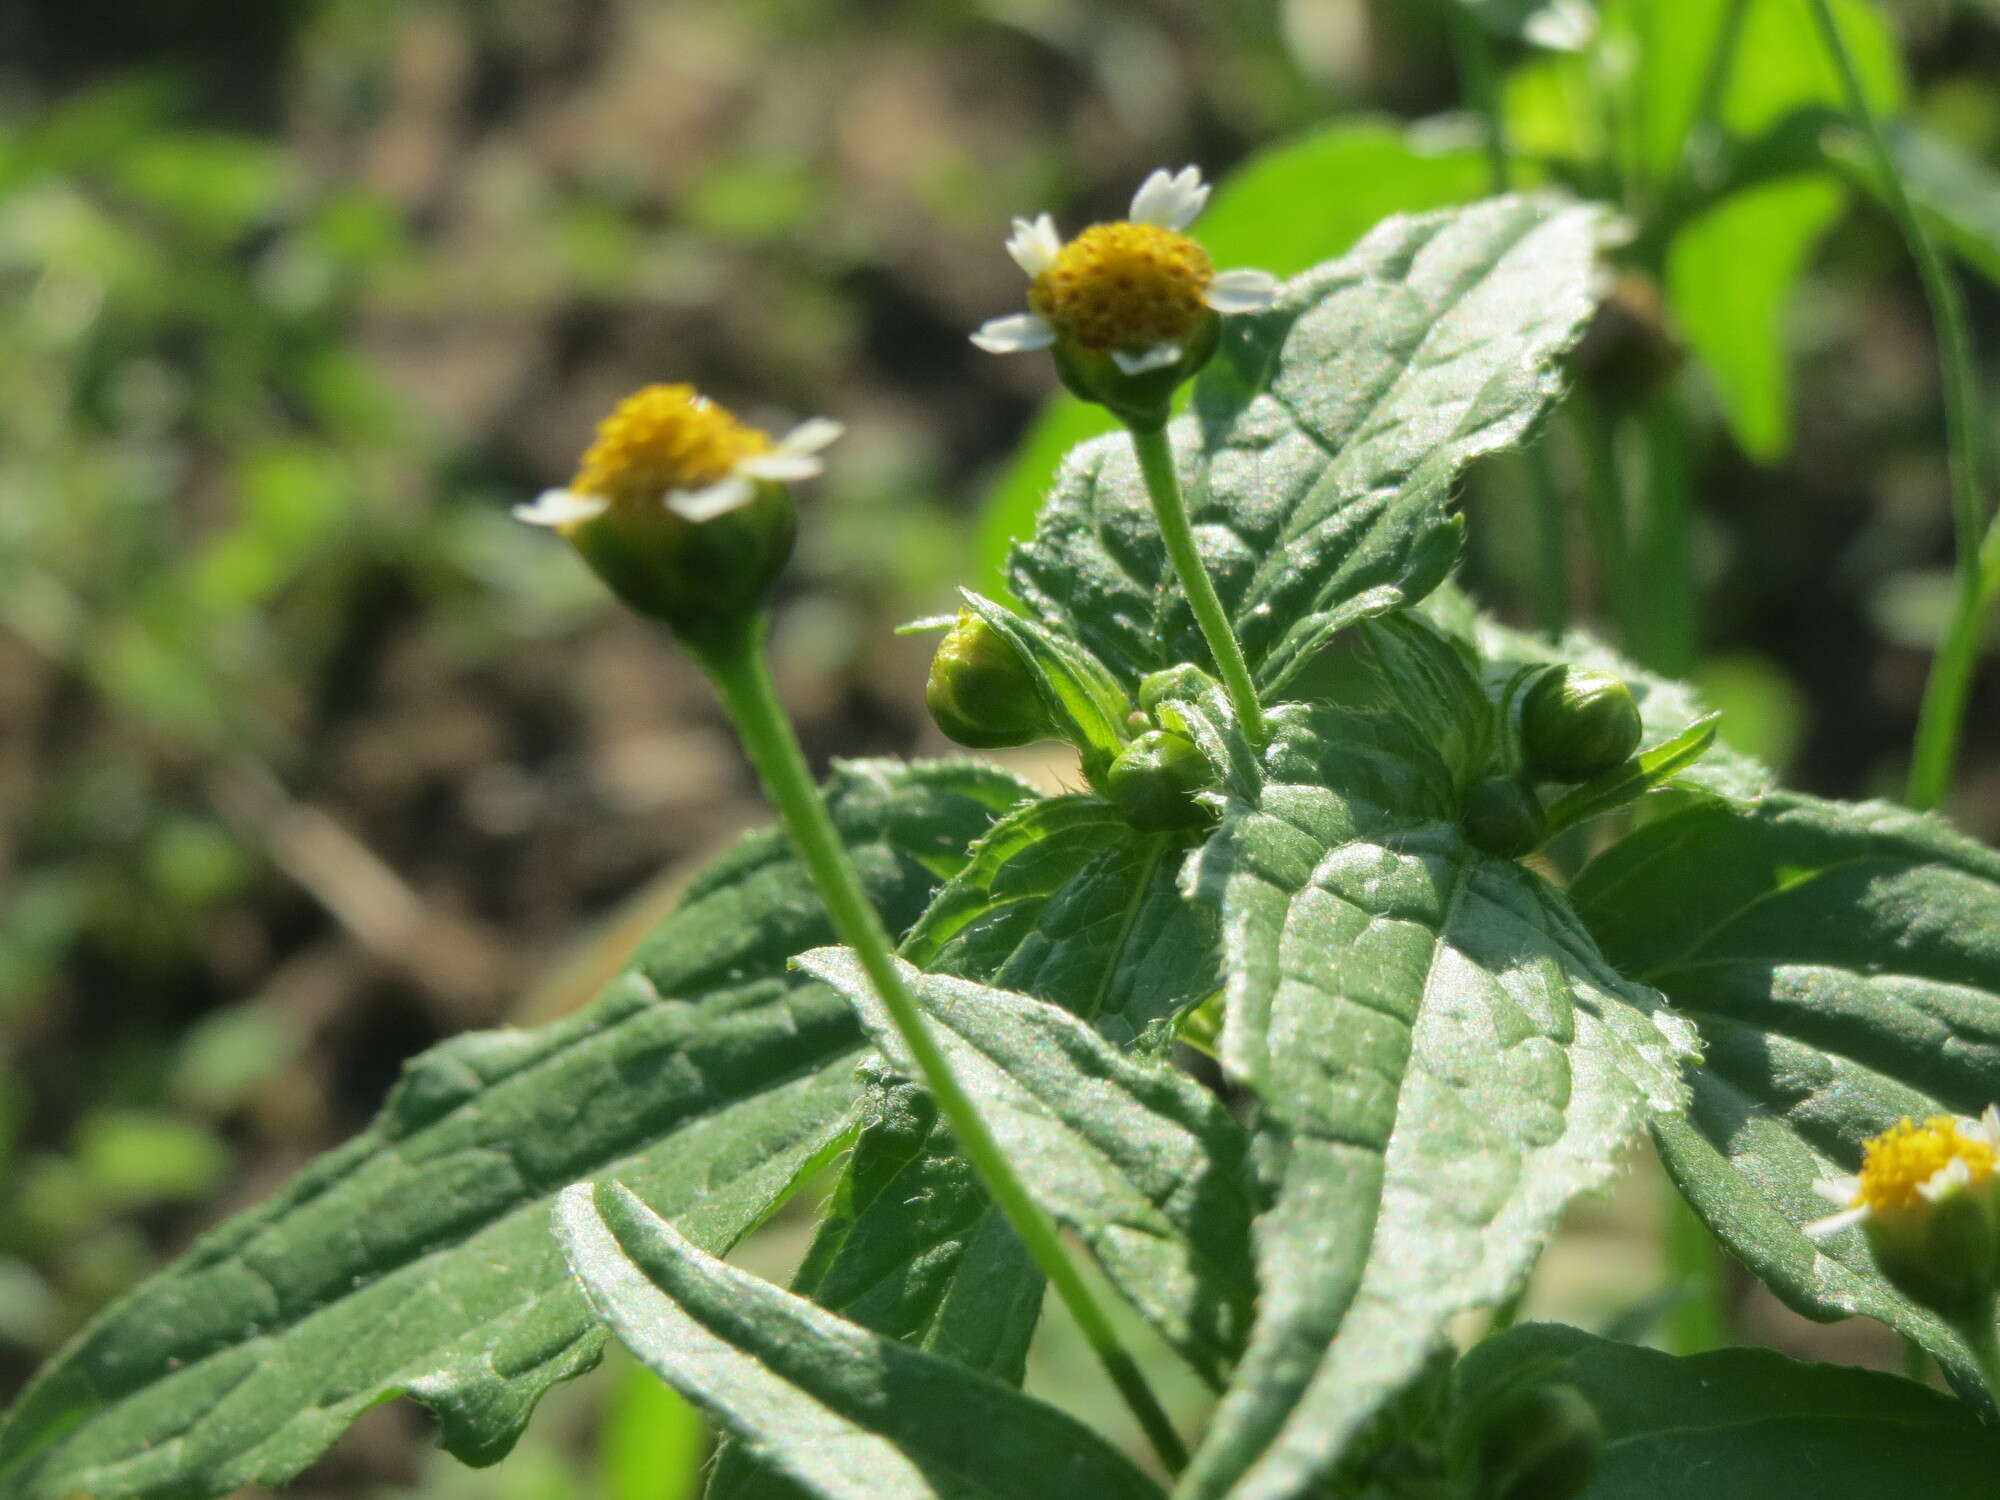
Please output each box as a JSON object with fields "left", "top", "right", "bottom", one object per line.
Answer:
{"left": 0, "top": 760, "right": 1029, "bottom": 1500}
{"left": 1666, "top": 174, "right": 1847, "bottom": 461}
{"left": 554, "top": 1182, "right": 1167, "bottom": 1500}
{"left": 1462, "top": 1322, "right": 2000, "bottom": 1498}
{"left": 1009, "top": 196, "right": 1607, "bottom": 693}
{"left": 702, "top": 1068, "right": 1048, "bottom": 1500}
{"left": 971, "top": 121, "right": 1490, "bottom": 600}
{"left": 957, "top": 591, "right": 1132, "bottom": 784}
{"left": 1571, "top": 790, "right": 2000, "bottom": 1393}
{"left": 1284, "top": 612, "right": 1497, "bottom": 793}
{"left": 798, "top": 948, "right": 1256, "bottom": 1387}
{"left": 1177, "top": 701, "right": 1693, "bottom": 1500}
{"left": 904, "top": 793, "right": 1220, "bottom": 1046}
{"left": 1540, "top": 714, "right": 1720, "bottom": 837}
{"left": 712, "top": 789, "right": 1223, "bottom": 1499}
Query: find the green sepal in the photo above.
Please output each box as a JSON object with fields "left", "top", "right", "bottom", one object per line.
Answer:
{"left": 1050, "top": 312, "right": 1223, "bottom": 429}
{"left": 956, "top": 591, "right": 1133, "bottom": 785}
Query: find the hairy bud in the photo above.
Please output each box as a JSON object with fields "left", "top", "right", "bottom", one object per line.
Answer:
{"left": 1520, "top": 667, "right": 1643, "bottom": 783}
{"left": 925, "top": 612, "right": 1053, "bottom": 749}
{"left": 1105, "top": 728, "right": 1215, "bottom": 832}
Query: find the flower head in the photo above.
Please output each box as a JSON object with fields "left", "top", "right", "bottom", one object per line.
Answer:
{"left": 1807, "top": 1108, "right": 2000, "bottom": 1240}
{"left": 515, "top": 383, "right": 839, "bottom": 647}
{"left": 516, "top": 384, "right": 841, "bottom": 530}
{"left": 1806, "top": 1107, "right": 2000, "bottom": 1328}
{"left": 972, "top": 166, "right": 1280, "bottom": 380}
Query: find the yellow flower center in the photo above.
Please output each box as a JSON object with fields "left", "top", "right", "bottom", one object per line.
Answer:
{"left": 571, "top": 384, "right": 770, "bottom": 513}
{"left": 1854, "top": 1116, "right": 1997, "bottom": 1213}
{"left": 1028, "top": 222, "right": 1215, "bottom": 352}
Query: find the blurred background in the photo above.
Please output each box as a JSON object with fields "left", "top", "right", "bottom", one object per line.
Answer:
{"left": 3, "top": 0, "right": 1999, "bottom": 1494}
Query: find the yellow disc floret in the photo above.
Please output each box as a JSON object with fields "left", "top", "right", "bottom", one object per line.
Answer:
{"left": 1028, "top": 222, "right": 1215, "bottom": 352}
{"left": 1854, "top": 1116, "right": 1998, "bottom": 1214}
{"left": 571, "top": 384, "right": 771, "bottom": 513}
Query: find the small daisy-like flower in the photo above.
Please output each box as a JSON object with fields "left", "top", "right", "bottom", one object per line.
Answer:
{"left": 971, "top": 166, "right": 1281, "bottom": 378}
{"left": 515, "top": 383, "right": 841, "bottom": 531}
{"left": 516, "top": 383, "right": 839, "bottom": 640}
{"left": 1806, "top": 1107, "right": 2000, "bottom": 1240}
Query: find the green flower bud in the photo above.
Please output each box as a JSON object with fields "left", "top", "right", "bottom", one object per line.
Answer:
{"left": 925, "top": 611, "right": 1054, "bottom": 749}
{"left": 1463, "top": 776, "right": 1545, "bottom": 858}
{"left": 1105, "top": 728, "right": 1215, "bottom": 832}
{"left": 1519, "top": 667, "right": 1643, "bottom": 783}
{"left": 1472, "top": 1384, "right": 1601, "bottom": 1500}
{"left": 1138, "top": 664, "right": 1218, "bottom": 718}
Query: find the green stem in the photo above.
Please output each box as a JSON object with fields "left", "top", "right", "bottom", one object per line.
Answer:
{"left": 1677, "top": 0, "right": 1750, "bottom": 188}
{"left": 1909, "top": 535, "right": 2000, "bottom": 811}
{"left": 1634, "top": 391, "right": 1697, "bottom": 677}
{"left": 1801, "top": 0, "right": 1990, "bottom": 811}
{"left": 1523, "top": 437, "right": 1570, "bottom": 638}
{"left": 1127, "top": 421, "right": 1268, "bottom": 748}
{"left": 1962, "top": 1318, "right": 2000, "bottom": 1406}
{"left": 700, "top": 617, "right": 1188, "bottom": 1476}
{"left": 1446, "top": 5, "right": 1512, "bottom": 193}
{"left": 1661, "top": 1183, "right": 1729, "bottom": 1356}
{"left": 1573, "top": 391, "right": 1636, "bottom": 653}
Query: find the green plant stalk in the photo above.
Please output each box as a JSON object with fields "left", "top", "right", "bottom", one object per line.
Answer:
{"left": 1445, "top": 6, "right": 1575, "bottom": 639}
{"left": 1573, "top": 391, "right": 1636, "bottom": 654}
{"left": 700, "top": 615, "right": 1189, "bottom": 1476}
{"left": 1909, "top": 532, "right": 2000, "bottom": 811}
{"left": 1661, "top": 1183, "right": 1729, "bottom": 1356}
{"left": 1801, "top": 0, "right": 1991, "bottom": 809}
{"left": 1676, "top": 0, "right": 1750, "bottom": 188}
{"left": 1523, "top": 438, "right": 1570, "bottom": 637}
{"left": 1634, "top": 391, "right": 1697, "bottom": 677}
{"left": 1445, "top": 4, "right": 1512, "bottom": 193}
{"left": 1127, "top": 420, "right": 1268, "bottom": 748}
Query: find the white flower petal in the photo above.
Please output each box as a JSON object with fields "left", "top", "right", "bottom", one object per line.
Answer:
{"left": 1129, "top": 165, "right": 1208, "bottom": 230}
{"left": 1811, "top": 1174, "right": 1862, "bottom": 1205}
{"left": 970, "top": 312, "right": 1057, "bottom": 354}
{"left": 513, "top": 488, "right": 608, "bottom": 527}
{"left": 1204, "top": 268, "right": 1281, "bottom": 314}
{"left": 665, "top": 475, "right": 756, "bottom": 522}
{"left": 774, "top": 416, "right": 844, "bottom": 457}
{"left": 1919, "top": 1156, "right": 1975, "bottom": 1202}
{"left": 1110, "top": 342, "right": 1181, "bottom": 376}
{"left": 738, "top": 452, "right": 824, "bottom": 482}
{"left": 1005, "top": 214, "right": 1062, "bottom": 277}
{"left": 1980, "top": 1103, "right": 2000, "bottom": 1145}
{"left": 1803, "top": 1204, "right": 1871, "bottom": 1241}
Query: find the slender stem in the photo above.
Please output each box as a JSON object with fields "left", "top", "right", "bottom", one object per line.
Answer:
{"left": 1446, "top": 5, "right": 1512, "bottom": 193}
{"left": 1962, "top": 1318, "right": 2000, "bottom": 1406}
{"left": 1127, "top": 421, "right": 1268, "bottom": 748}
{"left": 701, "top": 617, "right": 1188, "bottom": 1476}
{"left": 1909, "top": 537, "right": 2000, "bottom": 810}
{"left": 1634, "top": 391, "right": 1697, "bottom": 677}
{"left": 1523, "top": 438, "right": 1570, "bottom": 637}
{"left": 1802, "top": 0, "right": 1991, "bottom": 810}
{"left": 1661, "top": 1183, "right": 1729, "bottom": 1356}
{"left": 1677, "top": 0, "right": 1750, "bottom": 191}
{"left": 1573, "top": 391, "right": 1636, "bottom": 653}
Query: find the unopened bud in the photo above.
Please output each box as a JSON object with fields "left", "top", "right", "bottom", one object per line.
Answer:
{"left": 1473, "top": 1384, "right": 1601, "bottom": 1500}
{"left": 1464, "top": 775, "right": 1545, "bottom": 858}
{"left": 925, "top": 612, "right": 1054, "bottom": 749}
{"left": 1519, "top": 667, "right": 1643, "bottom": 783}
{"left": 1105, "top": 728, "right": 1215, "bottom": 832}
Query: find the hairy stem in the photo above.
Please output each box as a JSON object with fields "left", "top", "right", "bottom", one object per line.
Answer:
{"left": 1127, "top": 420, "right": 1269, "bottom": 748}
{"left": 1802, "top": 0, "right": 1991, "bottom": 810}
{"left": 701, "top": 616, "right": 1189, "bottom": 1475}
